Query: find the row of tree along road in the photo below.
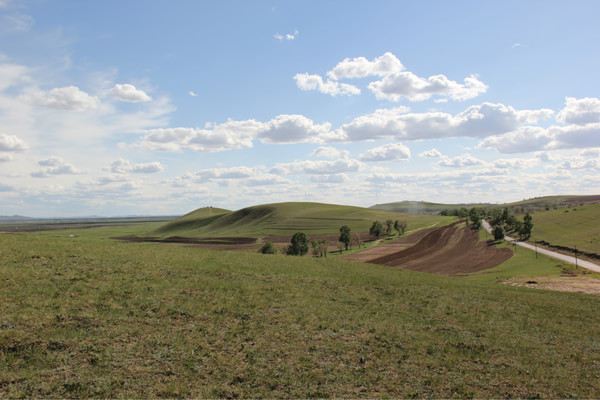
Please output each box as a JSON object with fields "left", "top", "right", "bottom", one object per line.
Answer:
{"left": 461, "top": 206, "right": 533, "bottom": 241}
{"left": 259, "top": 219, "right": 409, "bottom": 257}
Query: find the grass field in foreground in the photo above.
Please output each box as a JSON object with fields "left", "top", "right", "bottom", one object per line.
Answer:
{"left": 1, "top": 233, "right": 599, "bottom": 398}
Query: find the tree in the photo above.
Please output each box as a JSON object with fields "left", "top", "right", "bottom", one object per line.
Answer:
{"left": 493, "top": 224, "right": 505, "bottom": 241}
{"left": 287, "top": 232, "right": 309, "bottom": 256}
{"left": 339, "top": 225, "right": 351, "bottom": 251}
{"left": 259, "top": 241, "right": 277, "bottom": 254}
{"left": 394, "top": 220, "right": 407, "bottom": 235}
{"left": 369, "top": 221, "right": 384, "bottom": 239}
{"left": 520, "top": 213, "right": 533, "bottom": 239}
{"left": 385, "top": 220, "right": 394, "bottom": 236}
{"left": 468, "top": 207, "right": 482, "bottom": 231}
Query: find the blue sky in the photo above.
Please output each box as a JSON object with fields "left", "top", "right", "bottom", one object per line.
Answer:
{"left": 1, "top": 0, "right": 600, "bottom": 217}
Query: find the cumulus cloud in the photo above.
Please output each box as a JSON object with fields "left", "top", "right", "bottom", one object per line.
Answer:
{"left": 31, "top": 157, "right": 82, "bottom": 177}
{"left": 108, "top": 84, "right": 152, "bottom": 103}
{"left": 438, "top": 154, "right": 485, "bottom": 168}
{"left": 299, "top": 52, "right": 487, "bottom": 102}
{"left": 479, "top": 126, "right": 554, "bottom": 154}
{"left": 194, "top": 166, "right": 257, "bottom": 182}
{"left": 581, "top": 148, "right": 600, "bottom": 157}
{"left": 556, "top": 97, "right": 600, "bottom": 125}
{"left": 24, "top": 86, "right": 99, "bottom": 111}
{"left": 259, "top": 114, "right": 331, "bottom": 144}
{"left": 326, "top": 52, "right": 404, "bottom": 80}
{"left": 368, "top": 72, "right": 488, "bottom": 102}
{"left": 270, "top": 159, "right": 364, "bottom": 175}
{"left": 420, "top": 148, "right": 442, "bottom": 158}
{"left": 492, "top": 158, "right": 538, "bottom": 169}
{"left": 557, "top": 158, "right": 599, "bottom": 170}
{"left": 293, "top": 73, "right": 360, "bottom": 97}
{"left": 0, "top": 153, "right": 13, "bottom": 162}
{"left": 137, "top": 119, "right": 264, "bottom": 152}
{"left": 359, "top": 143, "right": 411, "bottom": 162}
{"left": 310, "top": 174, "right": 349, "bottom": 183}
{"left": 325, "top": 103, "right": 553, "bottom": 143}
{"left": 110, "top": 159, "right": 164, "bottom": 174}
{"left": 311, "top": 146, "right": 349, "bottom": 159}
{"left": 548, "top": 122, "right": 600, "bottom": 150}
{"left": 0, "top": 134, "right": 28, "bottom": 151}
{"left": 136, "top": 114, "right": 332, "bottom": 151}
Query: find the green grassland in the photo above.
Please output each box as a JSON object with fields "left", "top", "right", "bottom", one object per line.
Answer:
{"left": 525, "top": 203, "right": 600, "bottom": 256}
{"left": 153, "top": 202, "right": 451, "bottom": 238}
{"left": 2, "top": 232, "right": 600, "bottom": 398}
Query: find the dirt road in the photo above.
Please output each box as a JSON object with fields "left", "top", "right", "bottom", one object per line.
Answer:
{"left": 482, "top": 220, "right": 600, "bottom": 273}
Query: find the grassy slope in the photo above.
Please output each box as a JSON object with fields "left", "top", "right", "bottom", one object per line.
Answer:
{"left": 1, "top": 233, "right": 599, "bottom": 398}
{"left": 153, "top": 202, "right": 452, "bottom": 238}
{"left": 526, "top": 203, "right": 600, "bottom": 255}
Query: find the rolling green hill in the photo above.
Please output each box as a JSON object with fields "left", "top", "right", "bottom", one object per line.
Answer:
{"left": 526, "top": 203, "right": 600, "bottom": 256}
{"left": 154, "top": 202, "right": 452, "bottom": 237}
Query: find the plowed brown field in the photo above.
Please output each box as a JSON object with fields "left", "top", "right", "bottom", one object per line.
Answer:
{"left": 346, "top": 221, "right": 513, "bottom": 275}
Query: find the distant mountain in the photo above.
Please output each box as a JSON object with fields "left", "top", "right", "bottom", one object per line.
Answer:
{"left": 0, "top": 215, "right": 33, "bottom": 222}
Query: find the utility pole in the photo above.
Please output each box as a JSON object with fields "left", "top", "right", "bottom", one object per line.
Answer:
{"left": 574, "top": 245, "right": 578, "bottom": 269}
{"left": 534, "top": 239, "right": 538, "bottom": 259}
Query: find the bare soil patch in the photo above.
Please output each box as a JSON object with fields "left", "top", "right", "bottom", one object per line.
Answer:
{"left": 350, "top": 221, "right": 513, "bottom": 275}
{"left": 503, "top": 275, "right": 600, "bottom": 296}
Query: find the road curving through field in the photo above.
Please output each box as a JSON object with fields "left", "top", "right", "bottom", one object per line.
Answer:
{"left": 482, "top": 220, "right": 600, "bottom": 273}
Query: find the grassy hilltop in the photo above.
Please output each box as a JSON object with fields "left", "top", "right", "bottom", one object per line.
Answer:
{"left": 153, "top": 202, "right": 450, "bottom": 238}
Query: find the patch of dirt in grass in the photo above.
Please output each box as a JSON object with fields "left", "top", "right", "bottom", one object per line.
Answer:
{"left": 349, "top": 221, "right": 513, "bottom": 275}
{"left": 502, "top": 275, "right": 600, "bottom": 296}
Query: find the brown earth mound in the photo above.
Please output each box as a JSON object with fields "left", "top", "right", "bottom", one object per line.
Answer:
{"left": 362, "top": 221, "right": 513, "bottom": 275}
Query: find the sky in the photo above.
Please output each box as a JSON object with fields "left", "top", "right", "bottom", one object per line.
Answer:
{"left": 1, "top": 0, "right": 600, "bottom": 217}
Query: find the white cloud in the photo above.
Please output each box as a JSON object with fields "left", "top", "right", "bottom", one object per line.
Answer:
{"left": 259, "top": 114, "right": 331, "bottom": 144}
{"left": 419, "top": 148, "right": 442, "bottom": 158}
{"left": 537, "top": 152, "right": 557, "bottom": 162}
{"left": 326, "top": 52, "right": 404, "bottom": 80}
{"left": 110, "top": 159, "right": 164, "bottom": 174}
{"left": 581, "top": 148, "right": 600, "bottom": 157}
{"left": 492, "top": 158, "right": 538, "bottom": 169}
{"left": 195, "top": 166, "right": 257, "bottom": 182}
{"left": 438, "top": 154, "right": 485, "bottom": 168}
{"left": 368, "top": 72, "right": 488, "bottom": 102}
{"left": 311, "top": 146, "right": 349, "bottom": 159}
{"left": 270, "top": 159, "right": 364, "bottom": 175}
{"left": 0, "top": 62, "right": 30, "bottom": 91}
{"left": 479, "top": 126, "right": 554, "bottom": 154}
{"left": 0, "top": 153, "right": 13, "bottom": 162}
{"left": 0, "top": 134, "right": 28, "bottom": 151}
{"left": 31, "top": 157, "right": 82, "bottom": 177}
{"left": 325, "top": 103, "right": 553, "bottom": 143}
{"left": 274, "top": 29, "right": 298, "bottom": 41}
{"left": 189, "top": 91, "right": 199, "bottom": 97}
{"left": 108, "top": 83, "right": 152, "bottom": 103}
{"left": 548, "top": 123, "right": 600, "bottom": 150}
{"left": 557, "top": 158, "right": 599, "bottom": 170}
{"left": 23, "top": 86, "right": 99, "bottom": 111}
{"left": 310, "top": 174, "right": 349, "bottom": 183}
{"left": 359, "top": 143, "right": 411, "bottom": 162}
{"left": 556, "top": 97, "right": 600, "bottom": 125}
{"left": 293, "top": 73, "right": 360, "bottom": 97}
{"left": 137, "top": 119, "right": 264, "bottom": 152}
